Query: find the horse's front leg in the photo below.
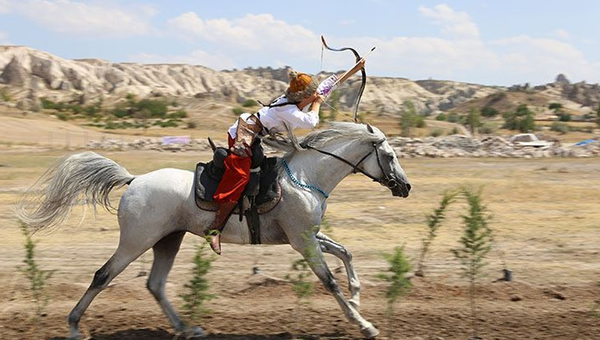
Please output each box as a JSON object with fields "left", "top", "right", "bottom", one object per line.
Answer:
{"left": 316, "top": 232, "right": 361, "bottom": 309}
{"left": 291, "top": 234, "right": 379, "bottom": 339}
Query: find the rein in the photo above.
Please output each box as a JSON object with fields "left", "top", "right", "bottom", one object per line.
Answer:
{"left": 304, "top": 144, "right": 378, "bottom": 182}
{"left": 304, "top": 140, "right": 400, "bottom": 190}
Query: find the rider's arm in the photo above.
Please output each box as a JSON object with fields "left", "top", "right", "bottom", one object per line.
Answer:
{"left": 277, "top": 99, "right": 321, "bottom": 130}
{"left": 298, "top": 92, "right": 324, "bottom": 111}
{"left": 316, "top": 59, "right": 365, "bottom": 98}
{"left": 336, "top": 59, "right": 365, "bottom": 85}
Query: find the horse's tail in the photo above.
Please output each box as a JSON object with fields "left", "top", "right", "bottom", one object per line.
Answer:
{"left": 16, "top": 151, "right": 135, "bottom": 231}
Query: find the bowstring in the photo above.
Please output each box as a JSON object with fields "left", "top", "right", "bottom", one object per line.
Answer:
{"left": 321, "top": 100, "right": 339, "bottom": 113}
{"left": 320, "top": 43, "right": 324, "bottom": 74}
{"left": 319, "top": 42, "right": 341, "bottom": 115}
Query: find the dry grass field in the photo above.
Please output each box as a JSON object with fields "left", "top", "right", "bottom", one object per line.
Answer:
{"left": 0, "top": 112, "right": 599, "bottom": 339}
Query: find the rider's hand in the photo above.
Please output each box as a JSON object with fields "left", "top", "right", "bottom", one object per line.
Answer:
{"left": 311, "top": 92, "right": 324, "bottom": 103}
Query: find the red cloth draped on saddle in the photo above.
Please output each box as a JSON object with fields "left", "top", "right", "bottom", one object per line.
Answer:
{"left": 212, "top": 135, "right": 252, "bottom": 203}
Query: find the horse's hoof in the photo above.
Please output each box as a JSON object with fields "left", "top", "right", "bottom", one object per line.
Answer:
{"left": 67, "top": 329, "right": 83, "bottom": 340}
{"left": 183, "top": 326, "right": 206, "bottom": 338}
{"left": 360, "top": 325, "right": 379, "bottom": 339}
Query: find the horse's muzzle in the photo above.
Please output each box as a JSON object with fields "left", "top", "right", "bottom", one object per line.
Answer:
{"left": 387, "top": 179, "right": 411, "bottom": 198}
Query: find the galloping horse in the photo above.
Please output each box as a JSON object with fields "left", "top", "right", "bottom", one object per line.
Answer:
{"left": 17, "top": 122, "right": 411, "bottom": 339}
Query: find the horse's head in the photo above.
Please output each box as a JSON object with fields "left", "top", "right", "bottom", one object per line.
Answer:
{"left": 358, "top": 124, "right": 411, "bottom": 198}
{"left": 299, "top": 122, "right": 411, "bottom": 198}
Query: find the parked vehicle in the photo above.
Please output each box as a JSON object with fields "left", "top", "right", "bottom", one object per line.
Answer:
{"left": 509, "top": 133, "right": 554, "bottom": 148}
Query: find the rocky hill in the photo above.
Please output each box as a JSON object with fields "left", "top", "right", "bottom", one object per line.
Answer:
{"left": 1, "top": 46, "right": 599, "bottom": 116}
{"left": 0, "top": 45, "right": 499, "bottom": 114}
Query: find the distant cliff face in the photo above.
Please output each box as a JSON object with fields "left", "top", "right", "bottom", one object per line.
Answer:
{"left": 1, "top": 46, "right": 598, "bottom": 115}
{"left": 0, "top": 46, "right": 288, "bottom": 104}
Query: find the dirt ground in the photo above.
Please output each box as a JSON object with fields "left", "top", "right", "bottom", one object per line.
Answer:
{"left": 1, "top": 116, "right": 599, "bottom": 339}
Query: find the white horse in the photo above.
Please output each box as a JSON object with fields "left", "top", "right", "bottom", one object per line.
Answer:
{"left": 17, "top": 122, "right": 411, "bottom": 339}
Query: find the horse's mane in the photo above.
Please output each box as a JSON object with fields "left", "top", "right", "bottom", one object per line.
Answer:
{"left": 262, "top": 122, "right": 385, "bottom": 159}
{"left": 299, "top": 122, "right": 383, "bottom": 149}
{"left": 262, "top": 122, "right": 383, "bottom": 160}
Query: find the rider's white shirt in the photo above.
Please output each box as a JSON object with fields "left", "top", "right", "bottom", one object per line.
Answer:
{"left": 228, "top": 95, "right": 319, "bottom": 139}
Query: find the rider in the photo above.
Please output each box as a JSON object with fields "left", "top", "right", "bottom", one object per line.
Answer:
{"left": 206, "top": 61, "right": 366, "bottom": 255}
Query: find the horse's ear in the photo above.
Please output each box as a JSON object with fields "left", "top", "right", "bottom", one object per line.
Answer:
{"left": 366, "top": 124, "right": 374, "bottom": 134}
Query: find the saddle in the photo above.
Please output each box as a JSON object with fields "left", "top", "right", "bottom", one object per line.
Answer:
{"left": 193, "top": 139, "right": 282, "bottom": 244}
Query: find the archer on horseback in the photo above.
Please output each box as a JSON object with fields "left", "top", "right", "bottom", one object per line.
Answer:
{"left": 206, "top": 60, "right": 366, "bottom": 255}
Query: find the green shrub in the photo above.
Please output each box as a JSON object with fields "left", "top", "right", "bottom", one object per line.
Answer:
{"left": 400, "top": 101, "right": 418, "bottom": 137}
{"left": 479, "top": 122, "right": 496, "bottom": 135}
{"left": 550, "top": 121, "right": 570, "bottom": 134}
{"left": 1, "top": 88, "right": 13, "bottom": 102}
{"left": 169, "top": 109, "right": 188, "bottom": 119}
{"left": 112, "top": 107, "right": 130, "bottom": 118}
{"left": 378, "top": 246, "right": 412, "bottom": 339}
{"left": 481, "top": 107, "right": 499, "bottom": 117}
{"left": 286, "top": 259, "right": 315, "bottom": 304}
{"left": 503, "top": 104, "right": 535, "bottom": 132}
{"left": 158, "top": 119, "right": 179, "bottom": 128}
{"left": 103, "top": 121, "right": 119, "bottom": 130}
{"left": 430, "top": 128, "right": 444, "bottom": 137}
{"left": 134, "top": 99, "right": 168, "bottom": 118}
{"left": 18, "top": 221, "right": 54, "bottom": 318}
{"left": 378, "top": 246, "right": 412, "bottom": 305}
{"left": 180, "top": 243, "right": 215, "bottom": 324}
{"left": 416, "top": 190, "right": 458, "bottom": 277}
{"left": 68, "top": 104, "right": 83, "bottom": 115}
{"left": 40, "top": 97, "right": 57, "bottom": 110}
{"left": 436, "top": 113, "right": 447, "bottom": 121}
{"left": 548, "top": 102, "right": 563, "bottom": 111}
{"left": 241, "top": 99, "right": 258, "bottom": 107}
{"left": 558, "top": 113, "right": 572, "bottom": 122}
{"left": 84, "top": 105, "right": 99, "bottom": 117}
{"left": 465, "top": 108, "right": 482, "bottom": 135}
{"left": 232, "top": 107, "right": 244, "bottom": 115}
{"left": 447, "top": 113, "right": 461, "bottom": 123}
{"left": 55, "top": 113, "right": 69, "bottom": 121}
{"left": 487, "top": 91, "right": 506, "bottom": 104}
{"left": 452, "top": 187, "right": 493, "bottom": 340}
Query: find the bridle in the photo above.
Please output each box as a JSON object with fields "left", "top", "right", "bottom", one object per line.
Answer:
{"left": 304, "top": 140, "right": 401, "bottom": 191}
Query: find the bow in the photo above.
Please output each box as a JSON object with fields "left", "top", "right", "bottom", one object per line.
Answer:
{"left": 321, "top": 35, "right": 372, "bottom": 123}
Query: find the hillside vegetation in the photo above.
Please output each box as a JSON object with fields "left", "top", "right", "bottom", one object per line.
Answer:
{"left": 1, "top": 46, "right": 599, "bottom": 142}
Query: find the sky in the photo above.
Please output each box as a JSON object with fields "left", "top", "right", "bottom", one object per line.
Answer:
{"left": 0, "top": 0, "right": 599, "bottom": 86}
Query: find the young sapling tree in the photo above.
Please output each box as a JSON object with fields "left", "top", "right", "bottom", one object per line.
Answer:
{"left": 179, "top": 242, "right": 216, "bottom": 325}
{"left": 415, "top": 190, "right": 458, "bottom": 277}
{"left": 451, "top": 187, "right": 493, "bottom": 340}
{"left": 377, "top": 246, "right": 413, "bottom": 339}
{"left": 18, "top": 221, "right": 54, "bottom": 320}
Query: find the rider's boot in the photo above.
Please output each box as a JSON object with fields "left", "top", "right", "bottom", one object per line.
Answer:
{"left": 205, "top": 201, "right": 237, "bottom": 255}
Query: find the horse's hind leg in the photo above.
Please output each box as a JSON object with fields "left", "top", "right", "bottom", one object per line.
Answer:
{"left": 147, "top": 231, "right": 205, "bottom": 338}
{"left": 67, "top": 244, "right": 149, "bottom": 340}
{"left": 316, "top": 232, "right": 361, "bottom": 309}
